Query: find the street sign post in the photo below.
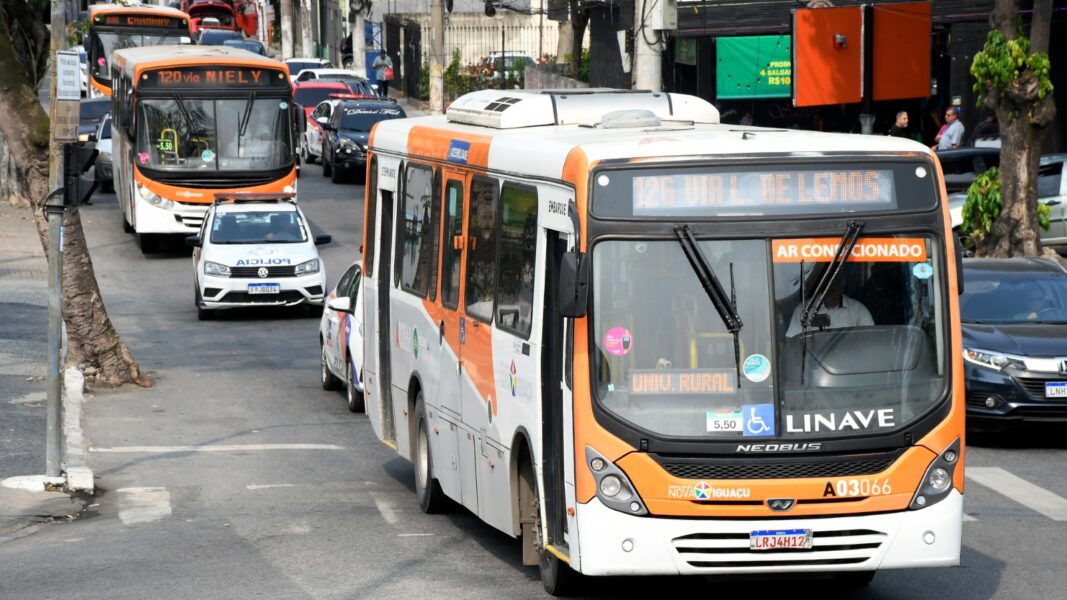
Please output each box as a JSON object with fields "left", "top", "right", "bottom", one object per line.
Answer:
{"left": 54, "top": 50, "right": 81, "bottom": 142}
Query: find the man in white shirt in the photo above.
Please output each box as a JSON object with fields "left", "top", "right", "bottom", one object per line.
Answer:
{"left": 935, "top": 107, "right": 965, "bottom": 151}
{"left": 785, "top": 273, "right": 874, "bottom": 337}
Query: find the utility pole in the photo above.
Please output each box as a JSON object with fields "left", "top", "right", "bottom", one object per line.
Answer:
{"left": 352, "top": 3, "right": 367, "bottom": 77}
{"left": 632, "top": 0, "right": 662, "bottom": 91}
{"left": 300, "top": 0, "right": 315, "bottom": 58}
{"left": 430, "top": 0, "right": 445, "bottom": 113}
{"left": 46, "top": 0, "right": 67, "bottom": 480}
{"left": 281, "top": 0, "right": 294, "bottom": 59}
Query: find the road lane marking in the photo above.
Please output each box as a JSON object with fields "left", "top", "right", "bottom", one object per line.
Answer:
{"left": 398, "top": 533, "right": 435, "bottom": 537}
{"left": 246, "top": 484, "right": 296, "bottom": 491}
{"left": 91, "top": 444, "right": 344, "bottom": 453}
{"left": 967, "top": 467, "right": 1067, "bottom": 521}
{"left": 118, "top": 487, "right": 172, "bottom": 525}
{"left": 371, "top": 492, "right": 400, "bottom": 525}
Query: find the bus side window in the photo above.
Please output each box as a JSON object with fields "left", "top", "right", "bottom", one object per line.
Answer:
{"left": 465, "top": 176, "right": 500, "bottom": 323}
{"left": 399, "top": 163, "right": 435, "bottom": 298}
{"left": 440, "top": 179, "right": 464, "bottom": 310}
{"left": 364, "top": 155, "right": 377, "bottom": 277}
{"left": 495, "top": 182, "right": 537, "bottom": 337}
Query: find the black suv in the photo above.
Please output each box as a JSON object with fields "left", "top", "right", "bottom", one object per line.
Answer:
{"left": 321, "top": 99, "right": 405, "bottom": 183}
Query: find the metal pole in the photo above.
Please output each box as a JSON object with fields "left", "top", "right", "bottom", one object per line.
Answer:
{"left": 501, "top": 26, "right": 505, "bottom": 90}
{"left": 46, "top": 0, "right": 67, "bottom": 479}
{"left": 429, "top": 0, "right": 444, "bottom": 113}
{"left": 633, "top": 0, "right": 662, "bottom": 91}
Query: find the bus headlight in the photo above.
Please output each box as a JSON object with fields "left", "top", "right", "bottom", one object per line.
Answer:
{"left": 294, "top": 259, "right": 320, "bottom": 275}
{"left": 203, "top": 261, "right": 231, "bottom": 277}
{"left": 910, "top": 438, "right": 961, "bottom": 510}
{"left": 585, "top": 447, "right": 647, "bottom": 516}
{"left": 136, "top": 182, "right": 174, "bottom": 210}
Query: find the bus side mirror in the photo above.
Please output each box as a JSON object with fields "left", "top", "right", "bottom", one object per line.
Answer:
{"left": 559, "top": 251, "right": 589, "bottom": 318}
{"left": 953, "top": 232, "right": 965, "bottom": 295}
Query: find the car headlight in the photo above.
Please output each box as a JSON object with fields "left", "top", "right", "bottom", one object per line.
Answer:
{"left": 136, "top": 182, "right": 174, "bottom": 210}
{"left": 294, "top": 259, "right": 320, "bottom": 275}
{"left": 963, "top": 348, "right": 1014, "bottom": 371}
{"left": 203, "top": 261, "right": 231, "bottom": 277}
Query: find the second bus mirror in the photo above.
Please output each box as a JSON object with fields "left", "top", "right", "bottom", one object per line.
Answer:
{"left": 559, "top": 251, "right": 589, "bottom": 318}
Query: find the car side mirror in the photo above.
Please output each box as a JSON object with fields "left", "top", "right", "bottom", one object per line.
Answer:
{"left": 185, "top": 235, "right": 201, "bottom": 248}
{"left": 315, "top": 233, "right": 332, "bottom": 245}
{"left": 327, "top": 296, "right": 352, "bottom": 313}
{"left": 559, "top": 251, "right": 589, "bottom": 318}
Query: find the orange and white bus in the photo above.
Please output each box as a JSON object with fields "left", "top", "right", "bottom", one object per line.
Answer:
{"left": 87, "top": 4, "right": 191, "bottom": 97}
{"left": 111, "top": 46, "right": 299, "bottom": 253}
{"left": 361, "top": 89, "right": 964, "bottom": 593}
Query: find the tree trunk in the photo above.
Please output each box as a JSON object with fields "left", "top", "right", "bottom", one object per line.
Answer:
{"left": 0, "top": 1, "right": 150, "bottom": 388}
{"left": 555, "top": 21, "right": 571, "bottom": 66}
{"left": 300, "top": 0, "right": 314, "bottom": 57}
{"left": 977, "top": 0, "right": 1057, "bottom": 258}
{"left": 569, "top": 2, "right": 587, "bottom": 80}
{"left": 281, "top": 0, "right": 294, "bottom": 59}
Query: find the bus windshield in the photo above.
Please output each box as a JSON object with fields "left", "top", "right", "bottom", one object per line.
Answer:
{"left": 592, "top": 234, "right": 946, "bottom": 440}
{"left": 136, "top": 97, "right": 293, "bottom": 173}
{"left": 90, "top": 32, "right": 189, "bottom": 83}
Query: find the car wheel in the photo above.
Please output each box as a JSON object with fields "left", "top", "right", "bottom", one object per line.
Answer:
{"left": 195, "top": 285, "right": 213, "bottom": 321}
{"left": 320, "top": 342, "right": 342, "bottom": 391}
{"left": 414, "top": 395, "right": 448, "bottom": 513}
{"left": 322, "top": 145, "right": 332, "bottom": 177}
{"left": 330, "top": 162, "right": 345, "bottom": 184}
{"left": 346, "top": 357, "right": 364, "bottom": 413}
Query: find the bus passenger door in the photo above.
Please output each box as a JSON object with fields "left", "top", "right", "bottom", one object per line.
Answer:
{"left": 438, "top": 173, "right": 472, "bottom": 508}
{"left": 377, "top": 188, "right": 396, "bottom": 445}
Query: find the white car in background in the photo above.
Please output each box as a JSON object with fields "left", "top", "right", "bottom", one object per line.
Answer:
{"left": 292, "top": 68, "right": 361, "bottom": 83}
{"left": 301, "top": 96, "right": 347, "bottom": 165}
{"left": 189, "top": 195, "right": 330, "bottom": 320}
{"left": 319, "top": 260, "right": 364, "bottom": 412}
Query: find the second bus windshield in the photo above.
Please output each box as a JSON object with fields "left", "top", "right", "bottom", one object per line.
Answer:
{"left": 90, "top": 32, "right": 188, "bottom": 82}
{"left": 137, "top": 97, "right": 293, "bottom": 173}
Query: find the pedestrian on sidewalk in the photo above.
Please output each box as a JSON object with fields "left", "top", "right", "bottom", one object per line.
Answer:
{"left": 888, "top": 111, "right": 910, "bottom": 138}
{"left": 934, "top": 107, "right": 964, "bottom": 152}
{"left": 373, "top": 50, "right": 393, "bottom": 99}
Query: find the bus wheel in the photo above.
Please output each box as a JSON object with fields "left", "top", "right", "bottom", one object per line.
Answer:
{"left": 346, "top": 357, "right": 364, "bottom": 413}
{"left": 414, "top": 395, "right": 448, "bottom": 513}
{"left": 320, "top": 343, "right": 342, "bottom": 391}
{"left": 122, "top": 211, "right": 134, "bottom": 234}
{"left": 521, "top": 459, "right": 582, "bottom": 596}
{"left": 836, "top": 571, "right": 876, "bottom": 587}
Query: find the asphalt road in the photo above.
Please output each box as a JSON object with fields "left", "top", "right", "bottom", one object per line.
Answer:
{"left": 2, "top": 169, "right": 1067, "bottom": 599}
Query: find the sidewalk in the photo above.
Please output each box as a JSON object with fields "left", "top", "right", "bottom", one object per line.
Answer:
{"left": 0, "top": 205, "right": 91, "bottom": 536}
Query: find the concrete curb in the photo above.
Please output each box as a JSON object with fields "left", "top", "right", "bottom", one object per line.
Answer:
{"left": 62, "top": 367, "right": 94, "bottom": 494}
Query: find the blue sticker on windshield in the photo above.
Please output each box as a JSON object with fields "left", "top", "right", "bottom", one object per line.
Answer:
{"left": 201, "top": 149, "right": 216, "bottom": 162}
{"left": 742, "top": 354, "right": 771, "bottom": 383}
{"left": 279, "top": 101, "right": 289, "bottom": 109}
{"left": 743, "top": 404, "right": 775, "bottom": 437}
{"left": 913, "top": 262, "right": 933, "bottom": 280}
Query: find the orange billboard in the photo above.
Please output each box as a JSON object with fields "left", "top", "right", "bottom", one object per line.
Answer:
{"left": 872, "top": 2, "right": 932, "bottom": 101}
{"left": 793, "top": 6, "right": 863, "bottom": 107}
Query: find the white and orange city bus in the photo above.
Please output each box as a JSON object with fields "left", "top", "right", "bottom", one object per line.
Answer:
{"left": 111, "top": 46, "right": 299, "bottom": 252}
{"left": 87, "top": 4, "right": 192, "bottom": 97}
{"left": 361, "top": 89, "right": 964, "bottom": 593}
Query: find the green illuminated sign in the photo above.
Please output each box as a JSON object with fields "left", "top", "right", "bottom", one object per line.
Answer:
{"left": 716, "top": 36, "right": 792, "bottom": 100}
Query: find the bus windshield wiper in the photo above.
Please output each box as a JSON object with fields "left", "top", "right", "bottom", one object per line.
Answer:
{"left": 238, "top": 91, "right": 257, "bottom": 138}
{"left": 800, "top": 219, "right": 865, "bottom": 329}
{"left": 674, "top": 225, "right": 744, "bottom": 380}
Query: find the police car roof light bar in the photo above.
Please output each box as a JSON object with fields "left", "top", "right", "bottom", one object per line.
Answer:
{"left": 213, "top": 192, "right": 297, "bottom": 204}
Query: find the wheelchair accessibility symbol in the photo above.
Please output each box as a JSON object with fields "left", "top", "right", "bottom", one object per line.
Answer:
{"left": 743, "top": 404, "right": 776, "bottom": 437}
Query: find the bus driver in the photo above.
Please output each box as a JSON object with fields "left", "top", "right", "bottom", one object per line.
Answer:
{"left": 785, "top": 271, "right": 873, "bottom": 337}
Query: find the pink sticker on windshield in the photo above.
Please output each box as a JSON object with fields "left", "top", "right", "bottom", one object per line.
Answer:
{"left": 97, "top": 57, "right": 105, "bottom": 66}
{"left": 604, "top": 327, "right": 633, "bottom": 356}
{"left": 138, "top": 152, "right": 150, "bottom": 165}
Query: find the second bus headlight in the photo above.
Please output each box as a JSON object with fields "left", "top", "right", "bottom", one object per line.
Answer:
{"left": 136, "top": 182, "right": 174, "bottom": 210}
{"left": 294, "top": 259, "right": 320, "bottom": 275}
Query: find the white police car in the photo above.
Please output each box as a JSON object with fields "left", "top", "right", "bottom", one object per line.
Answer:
{"left": 189, "top": 193, "right": 329, "bottom": 320}
{"left": 319, "top": 260, "right": 364, "bottom": 412}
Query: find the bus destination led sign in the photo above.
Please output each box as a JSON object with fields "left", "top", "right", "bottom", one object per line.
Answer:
{"left": 142, "top": 67, "right": 289, "bottom": 90}
{"left": 96, "top": 14, "right": 188, "bottom": 29}
{"left": 631, "top": 169, "right": 895, "bottom": 215}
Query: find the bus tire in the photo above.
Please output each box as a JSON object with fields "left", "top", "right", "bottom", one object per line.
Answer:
{"left": 414, "top": 395, "right": 448, "bottom": 513}
{"left": 320, "top": 342, "right": 342, "bottom": 390}
{"left": 346, "top": 356, "right": 364, "bottom": 413}
{"left": 521, "top": 459, "right": 582, "bottom": 596}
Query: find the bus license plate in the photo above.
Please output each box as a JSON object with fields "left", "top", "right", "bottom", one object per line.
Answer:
{"left": 248, "top": 283, "right": 280, "bottom": 295}
{"left": 750, "top": 529, "right": 812, "bottom": 551}
{"left": 1046, "top": 382, "right": 1067, "bottom": 398}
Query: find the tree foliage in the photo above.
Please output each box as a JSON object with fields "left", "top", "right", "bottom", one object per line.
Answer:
{"left": 970, "top": 29, "right": 1053, "bottom": 122}
{"left": 962, "top": 166, "right": 1049, "bottom": 252}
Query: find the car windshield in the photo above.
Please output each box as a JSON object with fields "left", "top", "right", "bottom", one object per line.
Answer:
{"left": 137, "top": 97, "right": 293, "bottom": 172}
{"left": 961, "top": 268, "right": 1067, "bottom": 324}
{"left": 100, "top": 118, "right": 111, "bottom": 139}
{"left": 593, "top": 234, "right": 946, "bottom": 439}
{"left": 199, "top": 30, "right": 241, "bottom": 44}
{"left": 294, "top": 87, "right": 345, "bottom": 107}
{"left": 339, "top": 106, "right": 404, "bottom": 131}
{"left": 210, "top": 210, "right": 307, "bottom": 244}
{"left": 287, "top": 61, "right": 325, "bottom": 74}
{"left": 89, "top": 32, "right": 189, "bottom": 82}
{"left": 224, "top": 41, "right": 264, "bottom": 55}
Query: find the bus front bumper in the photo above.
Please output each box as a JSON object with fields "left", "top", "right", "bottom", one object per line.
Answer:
{"left": 574, "top": 491, "right": 962, "bottom": 576}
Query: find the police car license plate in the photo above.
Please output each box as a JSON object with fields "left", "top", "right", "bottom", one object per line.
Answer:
{"left": 750, "top": 529, "right": 812, "bottom": 551}
{"left": 248, "top": 283, "right": 280, "bottom": 295}
{"left": 1046, "top": 382, "right": 1067, "bottom": 398}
